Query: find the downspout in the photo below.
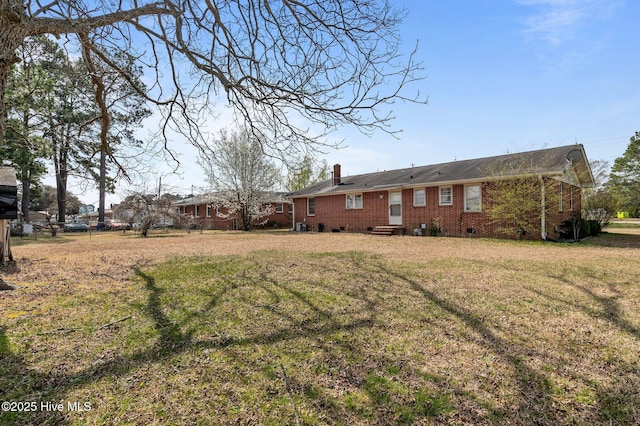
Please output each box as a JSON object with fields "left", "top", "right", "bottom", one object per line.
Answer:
{"left": 539, "top": 175, "right": 547, "bottom": 240}
{"left": 290, "top": 200, "right": 295, "bottom": 231}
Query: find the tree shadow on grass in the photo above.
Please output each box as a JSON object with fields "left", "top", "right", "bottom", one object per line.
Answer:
{"left": 0, "top": 256, "right": 382, "bottom": 423}
{"left": 134, "top": 267, "right": 195, "bottom": 351}
{"left": 3, "top": 252, "right": 639, "bottom": 424}
{"left": 0, "top": 326, "right": 67, "bottom": 425}
{"left": 584, "top": 232, "right": 640, "bottom": 248}
{"left": 528, "top": 267, "right": 640, "bottom": 340}
{"left": 346, "top": 254, "right": 640, "bottom": 425}
{"left": 522, "top": 267, "right": 640, "bottom": 424}
{"left": 362, "top": 261, "right": 566, "bottom": 424}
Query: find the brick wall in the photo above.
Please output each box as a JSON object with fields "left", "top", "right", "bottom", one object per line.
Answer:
{"left": 293, "top": 191, "right": 389, "bottom": 232}
{"left": 179, "top": 202, "right": 291, "bottom": 230}
{"left": 293, "top": 180, "right": 583, "bottom": 239}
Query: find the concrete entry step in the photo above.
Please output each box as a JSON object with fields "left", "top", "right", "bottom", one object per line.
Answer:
{"left": 371, "top": 225, "right": 405, "bottom": 236}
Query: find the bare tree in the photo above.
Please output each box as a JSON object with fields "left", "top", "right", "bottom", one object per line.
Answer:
{"left": 582, "top": 159, "right": 618, "bottom": 228}
{"left": 0, "top": 1, "right": 425, "bottom": 162}
{"left": 285, "top": 155, "right": 328, "bottom": 192}
{"left": 583, "top": 189, "right": 619, "bottom": 228}
{"left": 199, "top": 129, "right": 281, "bottom": 231}
{"left": 115, "top": 192, "right": 181, "bottom": 237}
{"left": 587, "top": 159, "right": 610, "bottom": 190}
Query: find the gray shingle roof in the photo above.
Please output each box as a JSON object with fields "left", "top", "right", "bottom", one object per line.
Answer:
{"left": 172, "top": 192, "right": 291, "bottom": 207}
{"left": 289, "top": 145, "right": 594, "bottom": 197}
{"left": 0, "top": 167, "right": 17, "bottom": 189}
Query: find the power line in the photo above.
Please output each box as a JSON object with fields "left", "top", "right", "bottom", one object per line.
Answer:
{"left": 579, "top": 136, "right": 629, "bottom": 147}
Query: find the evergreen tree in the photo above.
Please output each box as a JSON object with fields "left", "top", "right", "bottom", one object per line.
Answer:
{"left": 1, "top": 36, "right": 55, "bottom": 221}
{"left": 608, "top": 132, "right": 640, "bottom": 216}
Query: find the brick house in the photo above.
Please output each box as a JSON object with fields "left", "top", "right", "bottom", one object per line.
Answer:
{"left": 289, "top": 145, "right": 595, "bottom": 240}
{"left": 173, "top": 193, "right": 292, "bottom": 230}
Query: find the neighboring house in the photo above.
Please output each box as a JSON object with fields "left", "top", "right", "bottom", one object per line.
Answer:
{"left": 84, "top": 208, "right": 115, "bottom": 222}
{"left": 173, "top": 193, "right": 292, "bottom": 230}
{"left": 26, "top": 211, "right": 50, "bottom": 225}
{"left": 289, "top": 145, "right": 595, "bottom": 240}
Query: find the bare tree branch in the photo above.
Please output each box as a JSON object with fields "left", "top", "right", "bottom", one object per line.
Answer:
{"left": 1, "top": 0, "right": 426, "bottom": 165}
{"left": 25, "top": 3, "right": 175, "bottom": 37}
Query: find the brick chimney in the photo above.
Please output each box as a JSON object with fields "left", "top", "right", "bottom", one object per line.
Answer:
{"left": 333, "top": 164, "right": 341, "bottom": 186}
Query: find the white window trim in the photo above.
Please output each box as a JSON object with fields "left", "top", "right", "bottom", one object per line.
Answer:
{"left": 570, "top": 186, "right": 574, "bottom": 211}
{"left": 559, "top": 182, "right": 563, "bottom": 212}
{"left": 439, "top": 186, "right": 453, "bottom": 206}
{"left": 413, "top": 188, "right": 426, "bottom": 207}
{"left": 307, "top": 198, "right": 315, "bottom": 216}
{"left": 464, "top": 184, "right": 482, "bottom": 212}
{"left": 275, "top": 203, "right": 284, "bottom": 213}
{"left": 206, "top": 205, "right": 212, "bottom": 217}
{"left": 346, "top": 193, "right": 363, "bottom": 209}
{"left": 195, "top": 205, "right": 200, "bottom": 217}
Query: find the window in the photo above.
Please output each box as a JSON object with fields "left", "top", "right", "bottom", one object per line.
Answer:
{"left": 464, "top": 185, "right": 481, "bottom": 212}
{"left": 346, "top": 193, "right": 363, "bottom": 209}
{"left": 439, "top": 186, "right": 453, "bottom": 205}
{"left": 307, "top": 198, "right": 315, "bottom": 216}
{"left": 195, "top": 205, "right": 200, "bottom": 217}
{"left": 206, "top": 205, "right": 212, "bottom": 217}
{"left": 558, "top": 183, "right": 563, "bottom": 212}
{"left": 413, "top": 189, "right": 426, "bottom": 206}
{"left": 570, "top": 186, "right": 574, "bottom": 211}
{"left": 275, "top": 203, "right": 284, "bottom": 213}
{"left": 288, "top": 203, "right": 293, "bottom": 213}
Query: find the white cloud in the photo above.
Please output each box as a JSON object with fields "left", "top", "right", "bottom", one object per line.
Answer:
{"left": 517, "top": 0, "right": 618, "bottom": 45}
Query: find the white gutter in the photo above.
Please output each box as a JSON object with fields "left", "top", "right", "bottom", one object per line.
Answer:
{"left": 539, "top": 175, "right": 547, "bottom": 240}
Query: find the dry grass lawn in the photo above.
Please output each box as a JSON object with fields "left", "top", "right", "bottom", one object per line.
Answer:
{"left": 1, "top": 230, "right": 639, "bottom": 425}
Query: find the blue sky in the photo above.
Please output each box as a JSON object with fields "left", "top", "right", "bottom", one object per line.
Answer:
{"left": 321, "top": 0, "right": 638, "bottom": 177}
{"left": 81, "top": 0, "right": 639, "bottom": 204}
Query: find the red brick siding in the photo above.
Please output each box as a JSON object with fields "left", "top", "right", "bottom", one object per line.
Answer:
{"left": 179, "top": 202, "right": 291, "bottom": 230}
{"left": 293, "top": 180, "right": 583, "bottom": 239}
{"left": 293, "top": 192, "right": 389, "bottom": 232}
{"left": 402, "top": 185, "right": 490, "bottom": 237}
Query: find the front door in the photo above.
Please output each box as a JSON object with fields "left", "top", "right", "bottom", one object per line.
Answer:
{"left": 389, "top": 191, "right": 402, "bottom": 225}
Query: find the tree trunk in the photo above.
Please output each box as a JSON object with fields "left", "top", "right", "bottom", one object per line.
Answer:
{"left": 241, "top": 206, "right": 251, "bottom": 231}
{"left": 0, "top": 0, "right": 28, "bottom": 143}
{"left": 56, "top": 172, "right": 67, "bottom": 224}
{"left": 98, "top": 148, "right": 106, "bottom": 226}
{"left": 53, "top": 129, "right": 69, "bottom": 224}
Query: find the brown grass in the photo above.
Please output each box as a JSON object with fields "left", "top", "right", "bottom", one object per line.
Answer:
{"left": 1, "top": 230, "right": 639, "bottom": 425}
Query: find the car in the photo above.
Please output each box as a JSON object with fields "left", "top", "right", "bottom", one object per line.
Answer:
{"left": 63, "top": 221, "right": 88, "bottom": 232}
{"left": 109, "top": 221, "right": 131, "bottom": 231}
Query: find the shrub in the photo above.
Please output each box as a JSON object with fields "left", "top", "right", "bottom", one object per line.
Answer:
{"left": 559, "top": 217, "right": 591, "bottom": 240}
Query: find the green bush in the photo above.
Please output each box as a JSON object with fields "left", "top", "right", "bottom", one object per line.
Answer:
{"left": 559, "top": 218, "right": 591, "bottom": 240}
{"left": 582, "top": 219, "right": 591, "bottom": 238}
